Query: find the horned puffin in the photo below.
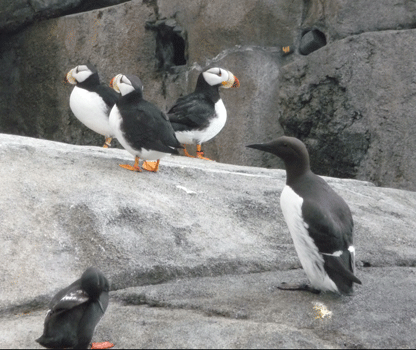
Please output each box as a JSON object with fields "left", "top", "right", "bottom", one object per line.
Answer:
{"left": 65, "top": 64, "right": 119, "bottom": 148}
{"left": 167, "top": 67, "right": 240, "bottom": 160}
{"left": 109, "top": 74, "right": 182, "bottom": 172}
{"left": 36, "top": 267, "right": 113, "bottom": 349}
{"left": 247, "top": 136, "right": 362, "bottom": 295}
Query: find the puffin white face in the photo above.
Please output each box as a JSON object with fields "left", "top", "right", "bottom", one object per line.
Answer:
{"left": 110, "top": 74, "right": 133, "bottom": 96}
{"left": 110, "top": 74, "right": 143, "bottom": 96}
{"left": 202, "top": 67, "right": 240, "bottom": 88}
{"left": 66, "top": 65, "right": 94, "bottom": 84}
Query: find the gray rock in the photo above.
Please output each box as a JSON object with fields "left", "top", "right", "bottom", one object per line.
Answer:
{"left": 0, "top": 0, "right": 130, "bottom": 33}
{"left": 0, "top": 0, "right": 82, "bottom": 33}
{"left": 1, "top": 0, "right": 416, "bottom": 192}
{"left": 277, "top": 29, "right": 416, "bottom": 191}
{"left": 0, "top": 134, "right": 416, "bottom": 348}
{"left": 301, "top": 0, "right": 416, "bottom": 42}
{"left": 0, "top": 0, "right": 35, "bottom": 34}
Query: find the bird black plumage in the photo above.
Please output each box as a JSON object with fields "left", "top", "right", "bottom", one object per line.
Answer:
{"left": 167, "top": 67, "right": 240, "bottom": 160}
{"left": 65, "top": 64, "right": 119, "bottom": 148}
{"left": 109, "top": 74, "right": 182, "bottom": 172}
{"left": 36, "top": 267, "right": 111, "bottom": 349}
{"left": 247, "top": 136, "right": 361, "bottom": 295}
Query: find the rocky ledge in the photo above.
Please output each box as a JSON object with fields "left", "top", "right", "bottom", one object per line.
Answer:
{"left": 0, "top": 133, "right": 415, "bottom": 348}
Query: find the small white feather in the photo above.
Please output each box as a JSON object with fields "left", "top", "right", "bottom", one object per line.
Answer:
{"left": 322, "top": 250, "right": 343, "bottom": 257}
{"left": 61, "top": 290, "right": 89, "bottom": 303}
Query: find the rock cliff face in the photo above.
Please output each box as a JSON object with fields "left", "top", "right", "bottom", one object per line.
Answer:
{"left": 1, "top": 134, "right": 416, "bottom": 348}
{"left": 0, "top": 0, "right": 416, "bottom": 190}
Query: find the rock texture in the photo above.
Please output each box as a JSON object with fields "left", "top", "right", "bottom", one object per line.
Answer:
{"left": 1, "top": 134, "right": 416, "bottom": 348}
{"left": 0, "top": 0, "right": 130, "bottom": 34}
{"left": 1, "top": 0, "right": 416, "bottom": 190}
{"left": 278, "top": 29, "right": 416, "bottom": 190}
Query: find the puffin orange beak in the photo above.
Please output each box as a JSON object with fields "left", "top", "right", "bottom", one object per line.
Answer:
{"left": 109, "top": 77, "right": 116, "bottom": 89}
{"left": 232, "top": 77, "right": 240, "bottom": 88}
{"left": 65, "top": 69, "right": 77, "bottom": 85}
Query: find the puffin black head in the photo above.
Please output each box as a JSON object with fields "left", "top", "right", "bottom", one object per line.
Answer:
{"left": 110, "top": 74, "right": 144, "bottom": 97}
{"left": 196, "top": 67, "right": 240, "bottom": 90}
{"left": 247, "top": 136, "right": 311, "bottom": 181}
{"left": 80, "top": 267, "right": 110, "bottom": 302}
{"left": 65, "top": 64, "right": 99, "bottom": 85}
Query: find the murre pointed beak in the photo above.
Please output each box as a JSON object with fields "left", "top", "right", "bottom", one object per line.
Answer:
{"left": 246, "top": 143, "right": 272, "bottom": 153}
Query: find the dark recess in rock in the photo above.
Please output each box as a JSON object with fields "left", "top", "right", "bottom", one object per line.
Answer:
{"left": 71, "top": 0, "right": 131, "bottom": 13}
{"left": 299, "top": 29, "right": 327, "bottom": 55}
{"left": 146, "top": 19, "right": 187, "bottom": 72}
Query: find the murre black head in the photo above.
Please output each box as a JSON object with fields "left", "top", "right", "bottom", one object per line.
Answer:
{"left": 80, "top": 267, "right": 109, "bottom": 301}
{"left": 247, "top": 136, "right": 311, "bottom": 181}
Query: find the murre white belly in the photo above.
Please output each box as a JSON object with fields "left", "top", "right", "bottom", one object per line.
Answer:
{"left": 175, "top": 99, "right": 227, "bottom": 144}
{"left": 70, "top": 86, "right": 112, "bottom": 136}
{"left": 280, "top": 185, "right": 339, "bottom": 293}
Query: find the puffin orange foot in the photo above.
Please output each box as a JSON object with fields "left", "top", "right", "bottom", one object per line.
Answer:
{"left": 182, "top": 146, "right": 195, "bottom": 158}
{"left": 196, "top": 151, "right": 213, "bottom": 161}
{"left": 91, "top": 341, "right": 115, "bottom": 349}
{"left": 142, "top": 160, "right": 160, "bottom": 172}
{"left": 119, "top": 164, "right": 142, "bottom": 172}
{"left": 103, "top": 137, "right": 112, "bottom": 148}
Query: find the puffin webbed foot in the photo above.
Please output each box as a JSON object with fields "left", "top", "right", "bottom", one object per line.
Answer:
{"left": 119, "top": 164, "right": 142, "bottom": 172}
{"left": 103, "top": 137, "right": 112, "bottom": 148}
{"left": 182, "top": 145, "right": 195, "bottom": 158}
{"left": 119, "top": 156, "right": 141, "bottom": 172}
{"left": 91, "top": 341, "right": 115, "bottom": 349}
{"left": 142, "top": 160, "right": 160, "bottom": 172}
{"left": 196, "top": 151, "right": 213, "bottom": 161}
{"left": 278, "top": 282, "right": 321, "bottom": 294}
{"left": 196, "top": 145, "right": 213, "bottom": 161}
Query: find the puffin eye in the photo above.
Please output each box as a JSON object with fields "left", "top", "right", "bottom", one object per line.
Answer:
{"left": 218, "top": 69, "right": 222, "bottom": 77}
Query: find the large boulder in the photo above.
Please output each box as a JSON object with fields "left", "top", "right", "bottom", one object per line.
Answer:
{"left": 0, "top": 0, "right": 129, "bottom": 34}
{"left": 0, "top": 134, "right": 416, "bottom": 348}
{"left": 300, "top": 0, "right": 416, "bottom": 43}
{"left": 277, "top": 29, "right": 416, "bottom": 190}
{"left": 1, "top": 0, "right": 416, "bottom": 191}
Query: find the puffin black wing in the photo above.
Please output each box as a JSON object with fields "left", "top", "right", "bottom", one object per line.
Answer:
{"left": 120, "top": 98, "right": 182, "bottom": 154}
{"left": 167, "top": 92, "right": 216, "bottom": 132}
{"left": 94, "top": 85, "right": 120, "bottom": 111}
